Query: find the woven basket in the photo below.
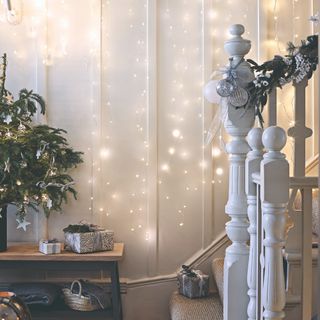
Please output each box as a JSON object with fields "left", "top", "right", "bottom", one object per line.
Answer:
{"left": 62, "top": 280, "right": 104, "bottom": 312}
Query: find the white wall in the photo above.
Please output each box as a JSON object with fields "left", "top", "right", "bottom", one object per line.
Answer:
{"left": 3, "top": 1, "right": 317, "bottom": 319}
{"left": 1, "top": 0, "right": 261, "bottom": 282}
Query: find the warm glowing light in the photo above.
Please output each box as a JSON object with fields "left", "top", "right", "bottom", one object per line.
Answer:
{"left": 199, "top": 161, "right": 207, "bottom": 168}
{"left": 168, "top": 147, "right": 175, "bottom": 155}
{"left": 100, "top": 148, "right": 111, "bottom": 159}
{"left": 161, "top": 163, "right": 170, "bottom": 171}
{"left": 172, "top": 129, "right": 181, "bottom": 138}
{"left": 216, "top": 167, "right": 224, "bottom": 176}
{"left": 208, "top": 9, "right": 217, "bottom": 20}
{"left": 212, "top": 147, "right": 221, "bottom": 158}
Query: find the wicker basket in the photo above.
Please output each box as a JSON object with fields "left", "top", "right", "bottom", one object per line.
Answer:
{"left": 62, "top": 280, "right": 104, "bottom": 312}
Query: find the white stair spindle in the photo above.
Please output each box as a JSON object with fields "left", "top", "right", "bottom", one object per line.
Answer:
{"left": 223, "top": 24, "right": 255, "bottom": 320}
{"left": 261, "top": 126, "right": 289, "bottom": 320}
{"left": 246, "top": 128, "right": 263, "bottom": 320}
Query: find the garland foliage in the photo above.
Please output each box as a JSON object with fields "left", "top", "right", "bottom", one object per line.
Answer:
{"left": 246, "top": 35, "right": 318, "bottom": 125}
{"left": 0, "top": 54, "right": 83, "bottom": 221}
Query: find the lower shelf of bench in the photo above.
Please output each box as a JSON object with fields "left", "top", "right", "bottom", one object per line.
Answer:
{"left": 29, "top": 305, "right": 113, "bottom": 320}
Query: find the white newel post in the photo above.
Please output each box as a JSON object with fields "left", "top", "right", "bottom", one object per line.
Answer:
{"left": 261, "top": 126, "right": 289, "bottom": 320}
{"left": 223, "top": 24, "right": 255, "bottom": 320}
{"left": 245, "top": 128, "right": 263, "bottom": 320}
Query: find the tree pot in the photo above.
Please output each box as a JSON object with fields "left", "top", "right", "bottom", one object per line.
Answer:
{"left": 0, "top": 205, "right": 7, "bottom": 252}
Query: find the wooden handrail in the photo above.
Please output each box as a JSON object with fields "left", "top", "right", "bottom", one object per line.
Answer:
{"left": 252, "top": 174, "right": 318, "bottom": 189}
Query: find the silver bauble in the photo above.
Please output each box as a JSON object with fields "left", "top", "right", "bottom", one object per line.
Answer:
{"left": 216, "top": 79, "right": 234, "bottom": 97}
{"left": 228, "top": 87, "right": 249, "bottom": 107}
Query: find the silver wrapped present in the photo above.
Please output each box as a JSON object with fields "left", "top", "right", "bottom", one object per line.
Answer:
{"left": 177, "top": 265, "right": 209, "bottom": 299}
{"left": 39, "top": 239, "right": 62, "bottom": 255}
{"left": 64, "top": 229, "right": 114, "bottom": 254}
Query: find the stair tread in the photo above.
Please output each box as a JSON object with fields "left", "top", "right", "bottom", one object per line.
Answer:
{"left": 170, "top": 292, "right": 223, "bottom": 320}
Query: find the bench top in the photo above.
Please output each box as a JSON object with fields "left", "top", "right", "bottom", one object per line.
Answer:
{"left": 0, "top": 242, "right": 124, "bottom": 262}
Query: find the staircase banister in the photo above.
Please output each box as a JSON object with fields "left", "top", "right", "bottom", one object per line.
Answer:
{"left": 289, "top": 176, "right": 318, "bottom": 188}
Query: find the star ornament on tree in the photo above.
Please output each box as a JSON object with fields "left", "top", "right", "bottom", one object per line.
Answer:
{"left": 16, "top": 219, "right": 31, "bottom": 232}
{"left": 310, "top": 12, "right": 319, "bottom": 25}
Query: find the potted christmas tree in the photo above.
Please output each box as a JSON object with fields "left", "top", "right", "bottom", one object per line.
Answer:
{"left": 0, "top": 54, "right": 83, "bottom": 251}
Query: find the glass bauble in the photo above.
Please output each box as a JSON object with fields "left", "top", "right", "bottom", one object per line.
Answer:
{"left": 216, "top": 79, "right": 234, "bottom": 97}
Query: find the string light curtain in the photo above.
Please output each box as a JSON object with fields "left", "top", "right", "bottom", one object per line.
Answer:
{"left": 2, "top": 0, "right": 315, "bottom": 280}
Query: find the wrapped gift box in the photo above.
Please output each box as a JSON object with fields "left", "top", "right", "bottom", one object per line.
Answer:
{"left": 177, "top": 265, "right": 209, "bottom": 299}
{"left": 64, "top": 229, "right": 114, "bottom": 254}
{"left": 39, "top": 240, "right": 62, "bottom": 255}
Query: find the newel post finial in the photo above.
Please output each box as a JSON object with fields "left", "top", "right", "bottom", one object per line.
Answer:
{"left": 224, "top": 24, "right": 251, "bottom": 63}
{"left": 262, "top": 126, "right": 287, "bottom": 156}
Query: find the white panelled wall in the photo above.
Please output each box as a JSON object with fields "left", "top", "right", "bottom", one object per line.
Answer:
{"left": 0, "top": 0, "right": 261, "bottom": 281}
{"left": 0, "top": 0, "right": 318, "bottom": 318}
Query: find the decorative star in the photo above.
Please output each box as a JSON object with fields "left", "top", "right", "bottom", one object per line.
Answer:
{"left": 310, "top": 12, "right": 319, "bottom": 25}
{"left": 16, "top": 219, "right": 31, "bottom": 231}
{"left": 4, "top": 115, "right": 12, "bottom": 124}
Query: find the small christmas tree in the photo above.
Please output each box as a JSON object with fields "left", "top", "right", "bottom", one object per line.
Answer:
{"left": 0, "top": 54, "right": 83, "bottom": 226}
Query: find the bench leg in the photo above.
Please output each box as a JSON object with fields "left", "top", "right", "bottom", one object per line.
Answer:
{"left": 110, "top": 262, "right": 122, "bottom": 320}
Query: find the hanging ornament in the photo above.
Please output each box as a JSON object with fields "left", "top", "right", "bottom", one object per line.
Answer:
{"left": 20, "top": 161, "right": 27, "bottom": 168}
{"left": 23, "top": 195, "right": 29, "bottom": 204}
{"left": 228, "top": 87, "right": 249, "bottom": 108}
{"left": 216, "top": 79, "right": 235, "bottom": 97}
{"left": 211, "top": 57, "right": 251, "bottom": 109}
{"left": 18, "top": 123, "right": 26, "bottom": 131}
{"left": 5, "top": 131, "right": 12, "bottom": 137}
{"left": 203, "top": 80, "right": 220, "bottom": 104}
{"left": 49, "top": 168, "right": 57, "bottom": 176}
{"left": 16, "top": 218, "right": 31, "bottom": 232}
{"left": 4, "top": 114, "right": 12, "bottom": 124}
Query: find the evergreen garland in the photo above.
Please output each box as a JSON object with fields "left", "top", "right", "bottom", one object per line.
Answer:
{"left": 246, "top": 35, "right": 318, "bottom": 125}
{"left": 0, "top": 54, "right": 83, "bottom": 222}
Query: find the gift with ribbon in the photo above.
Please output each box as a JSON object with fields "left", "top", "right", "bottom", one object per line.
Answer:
{"left": 63, "top": 222, "right": 114, "bottom": 254}
{"left": 39, "top": 239, "right": 62, "bottom": 255}
{"left": 177, "top": 265, "right": 209, "bottom": 299}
